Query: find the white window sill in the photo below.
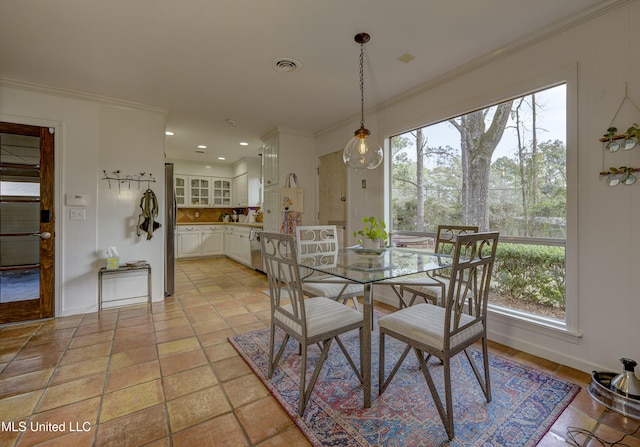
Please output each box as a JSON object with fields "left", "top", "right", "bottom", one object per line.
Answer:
{"left": 488, "top": 304, "right": 582, "bottom": 344}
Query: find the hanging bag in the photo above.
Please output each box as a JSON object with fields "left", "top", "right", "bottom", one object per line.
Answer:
{"left": 280, "top": 173, "right": 303, "bottom": 234}
{"left": 280, "top": 173, "right": 304, "bottom": 212}
{"left": 137, "top": 188, "right": 161, "bottom": 240}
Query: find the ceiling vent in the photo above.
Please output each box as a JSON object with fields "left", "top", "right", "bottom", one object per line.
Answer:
{"left": 272, "top": 58, "right": 301, "bottom": 73}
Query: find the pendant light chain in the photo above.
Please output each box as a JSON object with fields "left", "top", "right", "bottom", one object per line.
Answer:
{"left": 343, "top": 32, "right": 382, "bottom": 170}
{"left": 359, "top": 42, "right": 365, "bottom": 129}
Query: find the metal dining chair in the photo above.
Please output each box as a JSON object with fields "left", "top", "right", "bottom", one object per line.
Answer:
{"left": 378, "top": 231, "right": 499, "bottom": 440}
{"left": 295, "top": 225, "right": 364, "bottom": 309}
{"left": 397, "top": 225, "right": 479, "bottom": 307}
{"left": 260, "top": 232, "right": 364, "bottom": 415}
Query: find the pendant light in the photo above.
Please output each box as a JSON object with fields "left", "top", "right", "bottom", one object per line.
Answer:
{"left": 343, "top": 33, "right": 383, "bottom": 170}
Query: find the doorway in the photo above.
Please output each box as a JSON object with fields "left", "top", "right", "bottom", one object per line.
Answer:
{"left": 0, "top": 122, "right": 55, "bottom": 324}
{"left": 318, "top": 149, "right": 347, "bottom": 245}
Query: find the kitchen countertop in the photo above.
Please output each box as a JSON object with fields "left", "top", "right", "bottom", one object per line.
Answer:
{"left": 177, "top": 222, "right": 263, "bottom": 228}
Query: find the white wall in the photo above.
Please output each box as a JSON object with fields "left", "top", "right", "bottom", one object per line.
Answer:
{"left": 263, "top": 128, "right": 317, "bottom": 228}
{"left": 278, "top": 129, "right": 316, "bottom": 227}
{"left": 315, "top": 3, "right": 640, "bottom": 374}
{"left": 0, "top": 81, "right": 167, "bottom": 316}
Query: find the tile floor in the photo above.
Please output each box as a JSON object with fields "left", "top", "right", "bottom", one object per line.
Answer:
{"left": 0, "top": 257, "right": 638, "bottom": 446}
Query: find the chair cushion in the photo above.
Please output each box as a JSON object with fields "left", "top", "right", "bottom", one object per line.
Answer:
{"left": 275, "top": 297, "right": 363, "bottom": 338}
{"left": 378, "top": 303, "right": 483, "bottom": 351}
{"left": 302, "top": 281, "right": 364, "bottom": 299}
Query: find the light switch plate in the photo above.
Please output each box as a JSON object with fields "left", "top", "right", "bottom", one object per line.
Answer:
{"left": 69, "top": 209, "right": 86, "bottom": 221}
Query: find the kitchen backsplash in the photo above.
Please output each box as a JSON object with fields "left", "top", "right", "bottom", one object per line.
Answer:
{"left": 177, "top": 208, "right": 263, "bottom": 223}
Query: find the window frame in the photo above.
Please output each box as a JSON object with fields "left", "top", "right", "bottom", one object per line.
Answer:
{"left": 383, "top": 65, "right": 580, "bottom": 341}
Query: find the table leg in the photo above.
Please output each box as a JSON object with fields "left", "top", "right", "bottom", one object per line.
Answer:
{"left": 147, "top": 266, "right": 152, "bottom": 314}
{"left": 98, "top": 272, "right": 103, "bottom": 318}
{"left": 363, "top": 283, "right": 372, "bottom": 408}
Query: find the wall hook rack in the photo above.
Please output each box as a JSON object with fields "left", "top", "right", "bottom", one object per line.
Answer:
{"left": 102, "top": 170, "right": 156, "bottom": 191}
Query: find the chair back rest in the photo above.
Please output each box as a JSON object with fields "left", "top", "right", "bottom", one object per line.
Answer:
{"left": 434, "top": 225, "right": 479, "bottom": 279}
{"left": 260, "top": 232, "right": 308, "bottom": 328}
{"left": 443, "top": 232, "right": 499, "bottom": 342}
{"left": 295, "top": 225, "right": 340, "bottom": 269}
{"left": 435, "top": 225, "right": 479, "bottom": 255}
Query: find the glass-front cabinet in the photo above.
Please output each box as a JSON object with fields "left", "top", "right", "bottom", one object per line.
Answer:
{"left": 174, "top": 171, "right": 233, "bottom": 208}
{"left": 189, "top": 177, "right": 210, "bottom": 207}
{"left": 175, "top": 175, "right": 186, "bottom": 206}
{"left": 212, "top": 179, "right": 231, "bottom": 207}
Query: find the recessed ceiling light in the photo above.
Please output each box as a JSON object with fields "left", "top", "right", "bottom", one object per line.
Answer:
{"left": 240, "top": 142, "right": 248, "bottom": 146}
{"left": 217, "top": 157, "right": 226, "bottom": 160}
{"left": 197, "top": 145, "right": 207, "bottom": 149}
{"left": 225, "top": 119, "right": 238, "bottom": 126}
{"left": 165, "top": 131, "right": 174, "bottom": 136}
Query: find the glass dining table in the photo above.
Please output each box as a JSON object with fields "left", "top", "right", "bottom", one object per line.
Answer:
{"left": 299, "top": 246, "right": 452, "bottom": 407}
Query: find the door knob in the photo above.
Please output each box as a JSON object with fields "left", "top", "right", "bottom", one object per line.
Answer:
{"left": 40, "top": 232, "right": 52, "bottom": 239}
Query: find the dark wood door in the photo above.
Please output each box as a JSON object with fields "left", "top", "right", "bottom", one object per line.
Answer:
{"left": 0, "top": 122, "right": 55, "bottom": 323}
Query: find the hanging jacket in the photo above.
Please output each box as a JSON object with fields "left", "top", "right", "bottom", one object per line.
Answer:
{"left": 137, "top": 188, "right": 161, "bottom": 240}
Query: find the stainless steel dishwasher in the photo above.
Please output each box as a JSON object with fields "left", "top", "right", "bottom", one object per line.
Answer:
{"left": 248, "top": 229, "right": 264, "bottom": 272}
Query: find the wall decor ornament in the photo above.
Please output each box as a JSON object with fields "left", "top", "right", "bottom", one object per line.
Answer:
{"left": 598, "top": 83, "right": 639, "bottom": 185}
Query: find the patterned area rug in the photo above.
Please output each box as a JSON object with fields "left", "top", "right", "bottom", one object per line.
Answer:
{"left": 229, "top": 321, "right": 579, "bottom": 447}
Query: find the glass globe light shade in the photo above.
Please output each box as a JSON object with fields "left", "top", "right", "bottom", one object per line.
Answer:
{"left": 343, "top": 127, "right": 383, "bottom": 170}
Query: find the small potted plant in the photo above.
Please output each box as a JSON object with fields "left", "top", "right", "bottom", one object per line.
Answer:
{"left": 353, "top": 216, "right": 388, "bottom": 249}
{"left": 603, "top": 126, "right": 620, "bottom": 152}
{"left": 624, "top": 123, "right": 639, "bottom": 150}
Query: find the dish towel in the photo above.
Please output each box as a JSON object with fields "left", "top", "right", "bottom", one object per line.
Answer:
{"left": 281, "top": 173, "right": 302, "bottom": 234}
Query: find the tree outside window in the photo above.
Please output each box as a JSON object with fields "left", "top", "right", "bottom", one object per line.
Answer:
{"left": 391, "top": 84, "right": 567, "bottom": 320}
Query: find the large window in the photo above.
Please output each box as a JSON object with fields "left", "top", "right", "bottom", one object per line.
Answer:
{"left": 390, "top": 84, "right": 567, "bottom": 322}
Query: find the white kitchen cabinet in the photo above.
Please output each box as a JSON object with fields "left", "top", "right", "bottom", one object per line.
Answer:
{"left": 201, "top": 226, "right": 225, "bottom": 255}
{"left": 262, "top": 134, "right": 279, "bottom": 187}
{"left": 175, "top": 175, "right": 187, "bottom": 207}
{"left": 188, "top": 177, "right": 210, "bottom": 207}
{"left": 262, "top": 186, "right": 280, "bottom": 233}
{"left": 177, "top": 225, "right": 224, "bottom": 258}
{"left": 212, "top": 178, "right": 232, "bottom": 207}
{"left": 232, "top": 173, "right": 248, "bottom": 207}
{"left": 177, "top": 226, "right": 202, "bottom": 258}
{"left": 225, "top": 226, "right": 251, "bottom": 267}
{"left": 231, "top": 157, "right": 262, "bottom": 207}
{"left": 175, "top": 175, "right": 233, "bottom": 208}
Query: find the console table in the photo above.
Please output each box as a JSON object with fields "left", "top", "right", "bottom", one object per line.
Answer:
{"left": 98, "top": 263, "right": 151, "bottom": 317}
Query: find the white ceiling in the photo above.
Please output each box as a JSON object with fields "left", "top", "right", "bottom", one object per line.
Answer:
{"left": 0, "top": 0, "right": 621, "bottom": 164}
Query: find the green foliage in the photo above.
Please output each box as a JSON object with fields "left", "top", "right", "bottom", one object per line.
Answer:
{"left": 603, "top": 126, "right": 618, "bottom": 140}
{"left": 493, "top": 243, "right": 565, "bottom": 308}
{"left": 602, "top": 123, "right": 639, "bottom": 140}
{"left": 389, "top": 87, "right": 569, "bottom": 314}
{"left": 353, "top": 216, "right": 388, "bottom": 243}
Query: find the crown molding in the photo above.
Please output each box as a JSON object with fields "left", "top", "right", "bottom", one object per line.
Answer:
{"left": 0, "top": 78, "right": 169, "bottom": 117}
